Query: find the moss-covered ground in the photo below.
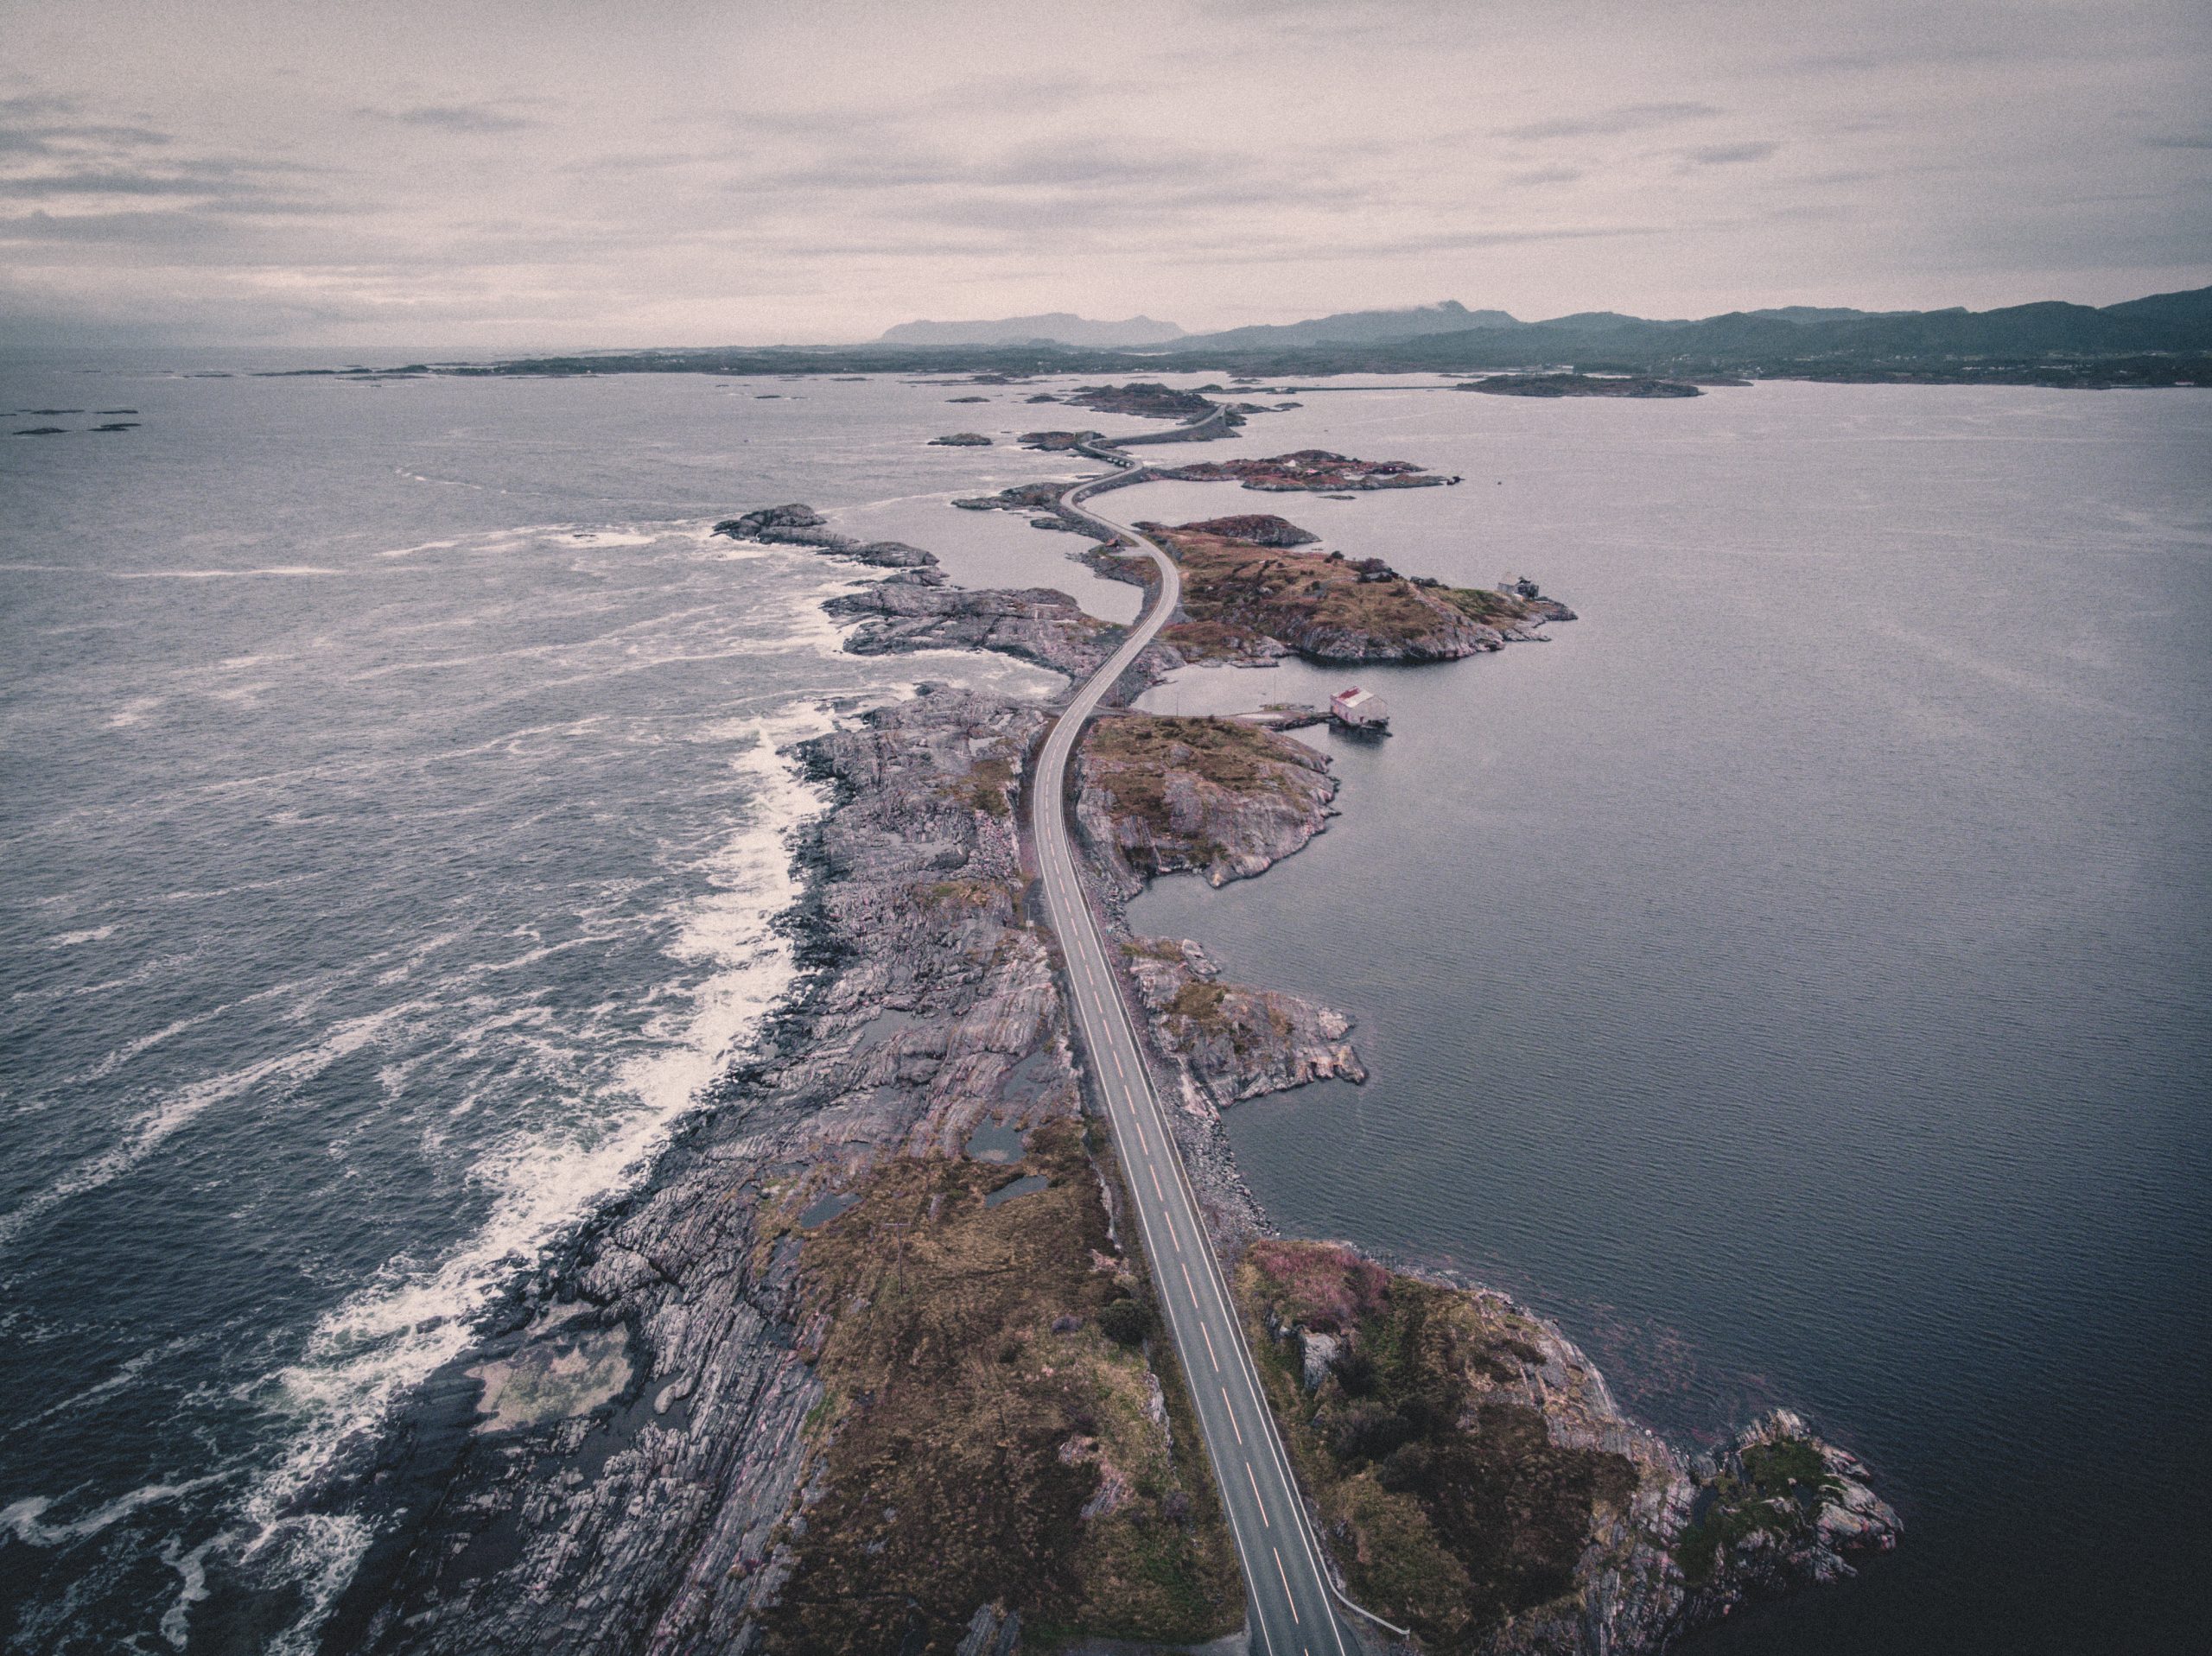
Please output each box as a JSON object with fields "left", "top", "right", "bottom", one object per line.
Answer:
{"left": 754, "top": 1118, "right": 1241, "bottom": 1653}
{"left": 1235, "top": 1240, "right": 1639, "bottom": 1652}
{"left": 1674, "top": 1435, "right": 1843, "bottom": 1586}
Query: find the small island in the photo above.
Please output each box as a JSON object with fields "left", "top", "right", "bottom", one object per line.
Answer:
{"left": 1460, "top": 372, "right": 1702, "bottom": 398}
{"left": 1140, "top": 512, "right": 1573, "bottom": 663}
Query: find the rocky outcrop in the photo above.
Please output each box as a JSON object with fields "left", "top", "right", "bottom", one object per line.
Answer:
{"left": 1234, "top": 1240, "right": 1900, "bottom": 1656}
{"left": 1122, "top": 937, "right": 1365, "bottom": 1107}
{"left": 714, "top": 502, "right": 938, "bottom": 568}
{"left": 824, "top": 571, "right": 1128, "bottom": 682}
{"left": 1175, "top": 512, "right": 1318, "bottom": 547}
{"left": 1062, "top": 383, "right": 1217, "bottom": 420}
{"left": 1152, "top": 449, "right": 1452, "bottom": 492}
{"left": 1150, "top": 519, "right": 1571, "bottom": 664}
{"left": 952, "top": 480, "right": 1103, "bottom": 541}
{"left": 931, "top": 431, "right": 993, "bottom": 445}
{"left": 1074, "top": 714, "right": 1338, "bottom": 893}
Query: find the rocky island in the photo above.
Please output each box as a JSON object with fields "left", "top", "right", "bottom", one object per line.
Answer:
{"left": 1151, "top": 448, "right": 1453, "bottom": 492}
{"left": 318, "top": 448, "right": 1894, "bottom": 1656}
{"left": 1139, "top": 512, "right": 1573, "bottom": 664}
{"left": 1459, "top": 374, "right": 1702, "bottom": 398}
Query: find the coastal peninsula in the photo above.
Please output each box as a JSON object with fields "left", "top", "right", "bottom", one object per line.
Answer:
{"left": 315, "top": 407, "right": 1896, "bottom": 1656}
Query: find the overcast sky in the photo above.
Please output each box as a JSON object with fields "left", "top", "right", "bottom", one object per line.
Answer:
{"left": 3, "top": 0, "right": 2207, "bottom": 348}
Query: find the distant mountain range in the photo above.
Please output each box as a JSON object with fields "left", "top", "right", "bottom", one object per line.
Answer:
{"left": 878, "top": 313, "right": 1185, "bottom": 347}
{"left": 464, "top": 282, "right": 2212, "bottom": 388}
{"left": 872, "top": 290, "right": 2211, "bottom": 365}
{"left": 1170, "top": 300, "right": 1522, "bottom": 351}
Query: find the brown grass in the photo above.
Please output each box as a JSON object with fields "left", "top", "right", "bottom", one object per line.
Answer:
{"left": 755, "top": 1120, "right": 1241, "bottom": 1653}
{"left": 1082, "top": 714, "right": 1323, "bottom": 847}
{"left": 1158, "top": 528, "right": 1480, "bottom": 653}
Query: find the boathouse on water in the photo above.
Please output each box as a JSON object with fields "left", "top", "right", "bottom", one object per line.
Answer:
{"left": 1330, "top": 688, "right": 1389, "bottom": 728}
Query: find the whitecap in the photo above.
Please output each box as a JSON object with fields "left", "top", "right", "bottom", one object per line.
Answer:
{"left": 48, "top": 924, "right": 118, "bottom": 947}
{"left": 109, "top": 567, "right": 344, "bottom": 580}
{"left": 158, "top": 1534, "right": 214, "bottom": 1650}
{"left": 1, "top": 1477, "right": 225, "bottom": 1549}
{"left": 240, "top": 715, "right": 836, "bottom": 1641}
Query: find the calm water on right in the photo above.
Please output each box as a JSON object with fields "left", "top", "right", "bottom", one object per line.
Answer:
{"left": 1126, "top": 382, "right": 2212, "bottom": 1655}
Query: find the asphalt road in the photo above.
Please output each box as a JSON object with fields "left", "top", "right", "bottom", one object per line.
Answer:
{"left": 1029, "top": 469, "right": 1361, "bottom": 1656}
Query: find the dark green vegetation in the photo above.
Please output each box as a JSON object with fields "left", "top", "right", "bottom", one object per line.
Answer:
{"left": 1675, "top": 1437, "right": 1846, "bottom": 1588}
{"left": 1236, "top": 1240, "right": 1640, "bottom": 1652}
{"left": 397, "top": 282, "right": 2212, "bottom": 387}
{"left": 756, "top": 1117, "right": 1240, "bottom": 1653}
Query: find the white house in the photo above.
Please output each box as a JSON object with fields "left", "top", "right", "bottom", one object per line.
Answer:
{"left": 1330, "top": 687, "right": 1389, "bottom": 728}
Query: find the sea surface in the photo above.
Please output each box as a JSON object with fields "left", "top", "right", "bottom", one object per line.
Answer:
{"left": 2, "top": 358, "right": 2205, "bottom": 1653}
{"left": 1127, "top": 379, "right": 2212, "bottom": 1655}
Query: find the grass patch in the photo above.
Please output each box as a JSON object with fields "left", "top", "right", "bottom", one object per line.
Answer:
{"left": 1236, "top": 1240, "right": 1638, "bottom": 1651}
{"left": 1164, "top": 979, "right": 1229, "bottom": 1031}
{"left": 943, "top": 754, "right": 1016, "bottom": 816}
{"left": 755, "top": 1119, "right": 1239, "bottom": 1653}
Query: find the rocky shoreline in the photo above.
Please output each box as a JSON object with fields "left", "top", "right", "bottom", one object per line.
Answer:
{"left": 314, "top": 471, "right": 1893, "bottom": 1655}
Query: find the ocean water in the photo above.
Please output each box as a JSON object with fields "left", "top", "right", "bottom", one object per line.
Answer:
{"left": 0, "top": 357, "right": 1113, "bottom": 1653}
{"left": 1125, "top": 381, "right": 2212, "bottom": 1653}
{"left": 2, "top": 361, "right": 2203, "bottom": 1654}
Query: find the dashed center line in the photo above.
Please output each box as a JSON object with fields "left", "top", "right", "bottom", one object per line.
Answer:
{"left": 1245, "top": 1459, "right": 1268, "bottom": 1520}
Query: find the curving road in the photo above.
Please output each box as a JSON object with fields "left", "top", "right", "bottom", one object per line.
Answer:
{"left": 1028, "top": 468, "right": 1364, "bottom": 1656}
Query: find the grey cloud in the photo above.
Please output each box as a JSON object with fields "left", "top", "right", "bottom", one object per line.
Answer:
{"left": 1681, "top": 141, "right": 1780, "bottom": 166}
{"left": 0, "top": 93, "right": 79, "bottom": 119}
{"left": 1496, "top": 102, "right": 1719, "bottom": 142}
{"left": 1507, "top": 166, "right": 1584, "bottom": 187}
{"left": 0, "top": 120, "right": 170, "bottom": 158}
{"left": 365, "top": 105, "right": 537, "bottom": 133}
{"left": 2145, "top": 127, "right": 2212, "bottom": 149}
{"left": 0, "top": 168, "right": 248, "bottom": 198}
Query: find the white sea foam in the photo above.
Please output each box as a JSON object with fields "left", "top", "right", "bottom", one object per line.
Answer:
{"left": 242, "top": 713, "right": 836, "bottom": 1649}
{"left": 106, "top": 695, "right": 164, "bottom": 728}
{"left": 110, "top": 567, "right": 344, "bottom": 580}
{"left": 1, "top": 1477, "right": 225, "bottom": 1549}
{"left": 158, "top": 1535, "right": 214, "bottom": 1651}
{"left": 48, "top": 924, "right": 118, "bottom": 947}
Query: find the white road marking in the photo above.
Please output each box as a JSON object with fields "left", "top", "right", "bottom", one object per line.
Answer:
{"left": 1148, "top": 1164, "right": 1165, "bottom": 1200}
{"left": 1273, "top": 1547, "right": 1299, "bottom": 1622}
{"left": 1201, "top": 1323, "right": 1220, "bottom": 1372}
{"left": 1245, "top": 1459, "right": 1268, "bottom": 1521}
{"left": 1224, "top": 1387, "right": 1243, "bottom": 1443}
